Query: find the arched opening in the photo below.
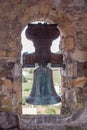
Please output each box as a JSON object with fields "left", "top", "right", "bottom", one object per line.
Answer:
{"left": 17, "top": 2, "right": 77, "bottom": 117}
{"left": 21, "top": 21, "right": 62, "bottom": 115}
{"left": 0, "top": 1, "right": 86, "bottom": 129}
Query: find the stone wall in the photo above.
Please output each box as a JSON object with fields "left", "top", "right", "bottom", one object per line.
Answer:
{"left": 0, "top": 0, "right": 87, "bottom": 124}
{"left": 0, "top": 61, "right": 22, "bottom": 113}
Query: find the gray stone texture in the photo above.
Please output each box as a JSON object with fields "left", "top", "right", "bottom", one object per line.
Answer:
{"left": 0, "top": 0, "right": 87, "bottom": 129}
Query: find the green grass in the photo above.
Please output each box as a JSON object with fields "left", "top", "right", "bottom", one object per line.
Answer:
{"left": 22, "top": 82, "right": 32, "bottom": 91}
{"left": 22, "top": 96, "right": 27, "bottom": 105}
{"left": 53, "top": 68, "right": 61, "bottom": 88}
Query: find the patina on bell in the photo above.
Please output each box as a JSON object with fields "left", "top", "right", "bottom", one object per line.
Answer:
{"left": 24, "top": 23, "right": 62, "bottom": 105}
{"left": 26, "top": 65, "right": 61, "bottom": 105}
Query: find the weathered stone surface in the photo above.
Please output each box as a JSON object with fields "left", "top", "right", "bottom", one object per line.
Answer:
{"left": 40, "top": 3, "right": 49, "bottom": 17}
{"left": 10, "top": 0, "right": 21, "bottom": 5}
{"left": 66, "top": 62, "right": 77, "bottom": 77}
{"left": 60, "top": 36, "right": 75, "bottom": 51}
{"left": 0, "top": 57, "right": 18, "bottom": 63}
{"left": 6, "top": 50, "right": 18, "bottom": 57}
{"left": 59, "top": 36, "right": 65, "bottom": 50}
{"left": 65, "top": 88, "right": 77, "bottom": 109}
{"left": 73, "top": 0, "right": 85, "bottom": 8}
{"left": 13, "top": 80, "right": 22, "bottom": 102}
{"left": 0, "top": 51, "right": 6, "bottom": 57}
{"left": 3, "top": 98, "right": 11, "bottom": 106}
{"left": 78, "top": 68, "right": 87, "bottom": 77}
{"left": 29, "top": 6, "right": 39, "bottom": 19}
{"left": 0, "top": 0, "right": 87, "bottom": 127}
{"left": 65, "top": 87, "right": 84, "bottom": 110}
{"left": 19, "top": 8, "right": 30, "bottom": 24}
{"left": 83, "top": 84, "right": 87, "bottom": 97}
{"left": 19, "top": 113, "right": 87, "bottom": 129}
{"left": 12, "top": 63, "right": 22, "bottom": 78}
{"left": 77, "top": 62, "right": 87, "bottom": 76}
{"left": 0, "top": 111, "right": 20, "bottom": 128}
{"left": 61, "top": 62, "right": 77, "bottom": 78}
{"left": 3, "top": 79, "right": 13, "bottom": 88}
{"left": 72, "top": 77, "right": 87, "bottom": 88}
{"left": 70, "top": 50, "right": 87, "bottom": 62}
{"left": 75, "top": 87, "right": 84, "bottom": 109}
{"left": 64, "top": 37, "right": 74, "bottom": 51}
{"left": 49, "top": 6, "right": 58, "bottom": 17}
{"left": 60, "top": 24, "right": 75, "bottom": 36}
{"left": 2, "top": 83, "right": 13, "bottom": 97}
{"left": 76, "top": 30, "right": 87, "bottom": 50}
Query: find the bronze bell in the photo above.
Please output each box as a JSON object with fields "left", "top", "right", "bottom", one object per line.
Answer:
{"left": 23, "top": 23, "right": 62, "bottom": 105}
{"left": 26, "top": 66, "right": 61, "bottom": 105}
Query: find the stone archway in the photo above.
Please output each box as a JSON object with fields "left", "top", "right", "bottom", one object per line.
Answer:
{"left": 20, "top": 4, "right": 75, "bottom": 116}
{"left": 0, "top": 1, "right": 87, "bottom": 119}
{"left": 20, "top": 3, "right": 75, "bottom": 115}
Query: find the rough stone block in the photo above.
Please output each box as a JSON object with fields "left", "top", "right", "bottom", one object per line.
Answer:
{"left": 60, "top": 68, "right": 66, "bottom": 77}
{"left": 61, "top": 24, "right": 75, "bottom": 36}
{"left": 6, "top": 50, "right": 17, "bottom": 57}
{"left": 83, "top": 84, "right": 87, "bottom": 97}
{"left": 77, "top": 62, "right": 87, "bottom": 75}
{"left": 40, "top": 4, "right": 49, "bottom": 17}
{"left": 76, "top": 30, "right": 87, "bottom": 50}
{"left": 10, "top": 0, "right": 21, "bottom": 5}
{"left": 13, "top": 80, "right": 22, "bottom": 100}
{"left": 20, "top": 8, "right": 30, "bottom": 23}
{"left": 61, "top": 62, "right": 77, "bottom": 78}
{"left": 66, "top": 62, "right": 77, "bottom": 77}
{"left": 65, "top": 88, "right": 77, "bottom": 109}
{"left": 12, "top": 63, "right": 22, "bottom": 78}
{"left": 59, "top": 36, "right": 65, "bottom": 50}
{"left": 60, "top": 36, "right": 74, "bottom": 51}
{"left": 29, "top": 6, "right": 39, "bottom": 18}
{"left": 49, "top": 6, "right": 58, "bottom": 17}
{"left": 73, "top": 0, "right": 85, "bottom": 7}
{"left": 3, "top": 97, "right": 11, "bottom": 106}
{"left": 72, "top": 77, "right": 87, "bottom": 88}
{"left": 70, "top": 50, "right": 87, "bottom": 62}
{"left": 78, "top": 68, "right": 87, "bottom": 77}
{"left": 0, "top": 51, "right": 6, "bottom": 57}
{"left": 3, "top": 79, "right": 13, "bottom": 89}
{"left": 64, "top": 37, "right": 74, "bottom": 51}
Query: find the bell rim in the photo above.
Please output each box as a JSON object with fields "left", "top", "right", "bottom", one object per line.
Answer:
{"left": 26, "top": 95, "right": 61, "bottom": 105}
